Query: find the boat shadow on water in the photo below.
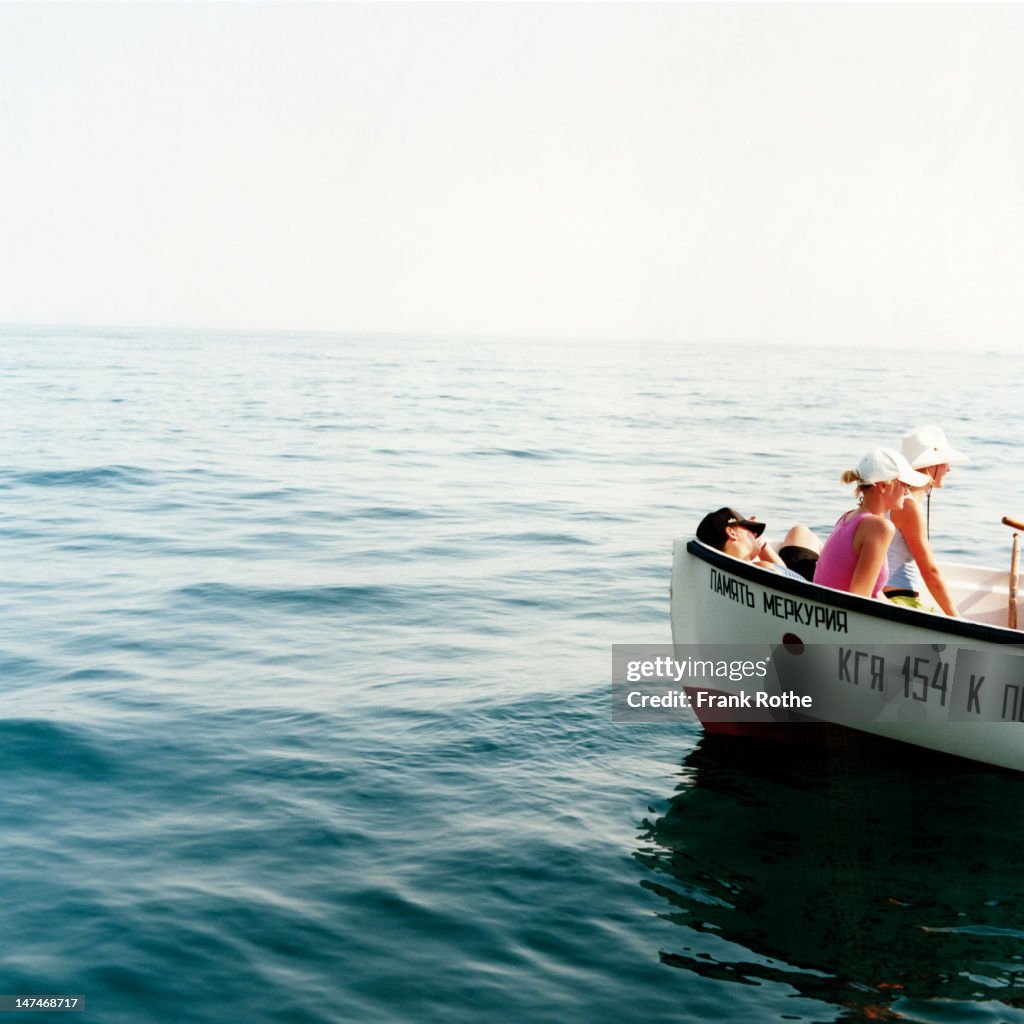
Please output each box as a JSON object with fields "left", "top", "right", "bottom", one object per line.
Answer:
{"left": 636, "top": 733, "right": 1024, "bottom": 1022}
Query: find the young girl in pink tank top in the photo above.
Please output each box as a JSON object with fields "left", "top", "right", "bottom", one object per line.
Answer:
{"left": 813, "top": 448, "right": 929, "bottom": 598}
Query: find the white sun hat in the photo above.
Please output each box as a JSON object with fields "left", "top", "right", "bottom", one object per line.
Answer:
{"left": 901, "top": 425, "right": 968, "bottom": 470}
{"left": 857, "top": 448, "right": 930, "bottom": 487}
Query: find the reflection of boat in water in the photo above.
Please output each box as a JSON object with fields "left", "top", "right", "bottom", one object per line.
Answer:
{"left": 636, "top": 735, "right": 1024, "bottom": 1020}
{"left": 670, "top": 538, "right": 1024, "bottom": 771}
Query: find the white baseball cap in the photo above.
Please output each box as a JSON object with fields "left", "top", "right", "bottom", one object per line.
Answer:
{"left": 857, "top": 447, "right": 930, "bottom": 487}
{"left": 901, "top": 425, "right": 968, "bottom": 469}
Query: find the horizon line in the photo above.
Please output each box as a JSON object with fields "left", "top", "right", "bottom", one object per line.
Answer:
{"left": 0, "top": 321, "right": 997, "bottom": 355}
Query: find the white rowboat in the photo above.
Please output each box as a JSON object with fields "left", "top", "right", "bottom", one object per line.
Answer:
{"left": 670, "top": 537, "right": 1024, "bottom": 771}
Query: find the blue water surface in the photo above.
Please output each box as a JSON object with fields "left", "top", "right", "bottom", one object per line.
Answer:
{"left": 1, "top": 326, "right": 1023, "bottom": 1023}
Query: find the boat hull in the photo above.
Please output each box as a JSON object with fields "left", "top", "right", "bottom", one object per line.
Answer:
{"left": 670, "top": 539, "right": 1024, "bottom": 771}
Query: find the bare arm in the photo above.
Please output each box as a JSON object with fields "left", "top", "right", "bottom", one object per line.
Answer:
{"left": 850, "top": 516, "right": 895, "bottom": 598}
{"left": 890, "top": 498, "right": 960, "bottom": 617}
{"left": 755, "top": 540, "right": 785, "bottom": 566}
{"left": 746, "top": 516, "right": 785, "bottom": 566}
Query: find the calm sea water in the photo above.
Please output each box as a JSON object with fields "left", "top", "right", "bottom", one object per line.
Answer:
{"left": 2, "top": 326, "right": 1024, "bottom": 1023}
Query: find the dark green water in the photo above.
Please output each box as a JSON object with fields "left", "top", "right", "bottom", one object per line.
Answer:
{"left": 3, "top": 328, "right": 1023, "bottom": 1021}
{"left": 639, "top": 734, "right": 1024, "bottom": 1023}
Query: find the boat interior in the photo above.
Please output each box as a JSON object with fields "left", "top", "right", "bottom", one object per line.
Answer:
{"left": 939, "top": 561, "right": 1018, "bottom": 629}
{"left": 766, "top": 533, "right": 1018, "bottom": 630}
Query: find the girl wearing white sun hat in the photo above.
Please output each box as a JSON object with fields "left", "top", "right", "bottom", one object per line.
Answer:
{"left": 883, "top": 425, "right": 968, "bottom": 617}
{"left": 814, "top": 448, "right": 929, "bottom": 599}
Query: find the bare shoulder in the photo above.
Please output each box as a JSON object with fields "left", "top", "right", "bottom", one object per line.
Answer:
{"left": 890, "top": 495, "right": 925, "bottom": 533}
{"left": 857, "top": 514, "right": 895, "bottom": 542}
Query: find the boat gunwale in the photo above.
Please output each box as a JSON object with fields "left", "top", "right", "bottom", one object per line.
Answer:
{"left": 684, "top": 538, "right": 1024, "bottom": 647}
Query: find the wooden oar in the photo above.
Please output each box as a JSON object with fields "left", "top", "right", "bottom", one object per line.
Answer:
{"left": 1002, "top": 517, "right": 1022, "bottom": 629}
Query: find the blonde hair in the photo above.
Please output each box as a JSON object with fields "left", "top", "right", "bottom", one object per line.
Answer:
{"left": 840, "top": 468, "right": 871, "bottom": 500}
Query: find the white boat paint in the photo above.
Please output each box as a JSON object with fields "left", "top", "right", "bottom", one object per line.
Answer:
{"left": 670, "top": 538, "right": 1024, "bottom": 771}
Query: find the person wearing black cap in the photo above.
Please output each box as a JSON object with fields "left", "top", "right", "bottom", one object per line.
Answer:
{"left": 696, "top": 507, "right": 821, "bottom": 582}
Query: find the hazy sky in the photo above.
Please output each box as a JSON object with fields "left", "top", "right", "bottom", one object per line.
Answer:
{"left": 3, "top": 2, "right": 1024, "bottom": 348}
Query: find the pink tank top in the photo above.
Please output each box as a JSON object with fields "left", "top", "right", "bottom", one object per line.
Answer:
{"left": 813, "top": 511, "right": 889, "bottom": 597}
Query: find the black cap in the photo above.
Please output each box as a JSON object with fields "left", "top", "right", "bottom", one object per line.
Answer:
{"left": 696, "top": 507, "right": 765, "bottom": 549}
